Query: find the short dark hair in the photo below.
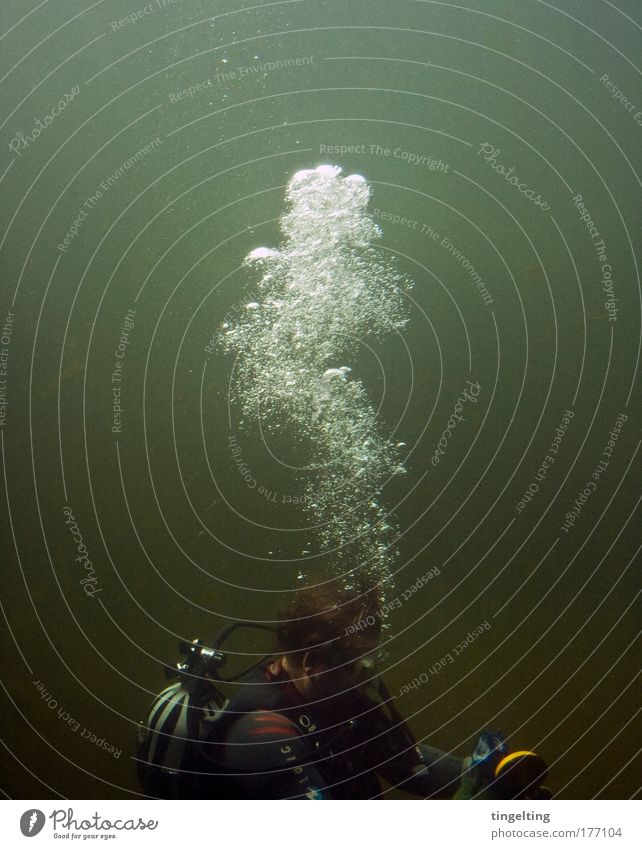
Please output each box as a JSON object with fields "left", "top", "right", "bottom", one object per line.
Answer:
{"left": 275, "top": 583, "right": 381, "bottom": 667}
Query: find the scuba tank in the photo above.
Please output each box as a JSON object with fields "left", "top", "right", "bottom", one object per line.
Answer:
{"left": 136, "top": 624, "right": 275, "bottom": 798}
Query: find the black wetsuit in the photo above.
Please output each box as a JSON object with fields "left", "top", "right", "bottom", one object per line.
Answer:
{"left": 196, "top": 662, "right": 463, "bottom": 799}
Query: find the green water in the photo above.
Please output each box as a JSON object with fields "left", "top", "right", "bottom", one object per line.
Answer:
{"left": 1, "top": 0, "right": 640, "bottom": 800}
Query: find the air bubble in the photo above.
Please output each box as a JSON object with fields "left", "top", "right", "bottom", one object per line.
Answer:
{"left": 245, "top": 247, "right": 281, "bottom": 263}
{"left": 291, "top": 169, "right": 315, "bottom": 183}
{"left": 315, "top": 164, "right": 342, "bottom": 178}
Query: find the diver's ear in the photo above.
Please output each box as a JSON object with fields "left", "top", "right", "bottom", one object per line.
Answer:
{"left": 302, "top": 650, "right": 324, "bottom": 676}
{"left": 301, "top": 651, "right": 314, "bottom": 676}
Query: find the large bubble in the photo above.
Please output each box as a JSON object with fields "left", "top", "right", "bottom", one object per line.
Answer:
{"left": 219, "top": 165, "right": 413, "bottom": 600}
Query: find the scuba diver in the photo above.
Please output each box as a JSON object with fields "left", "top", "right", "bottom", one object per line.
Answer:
{"left": 136, "top": 584, "right": 551, "bottom": 800}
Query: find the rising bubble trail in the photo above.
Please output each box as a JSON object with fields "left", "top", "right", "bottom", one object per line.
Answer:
{"left": 220, "top": 165, "right": 413, "bottom": 601}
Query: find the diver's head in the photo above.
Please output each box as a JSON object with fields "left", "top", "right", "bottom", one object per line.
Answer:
{"left": 273, "top": 583, "right": 382, "bottom": 699}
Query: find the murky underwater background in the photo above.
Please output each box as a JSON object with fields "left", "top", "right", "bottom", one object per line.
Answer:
{"left": 0, "top": 0, "right": 640, "bottom": 800}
